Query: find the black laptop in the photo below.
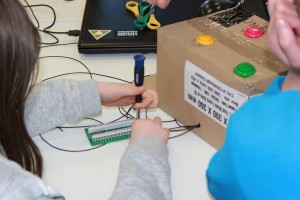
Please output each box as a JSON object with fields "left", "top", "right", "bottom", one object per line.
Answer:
{"left": 78, "top": 0, "right": 269, "bottom": 54}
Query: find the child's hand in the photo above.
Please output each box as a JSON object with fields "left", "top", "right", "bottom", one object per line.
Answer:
{"left": 267, "top": 0, "right": 300, "bottom": 68}
{"left": 97, "top": 82, "right": 158, "bottom": 109}
{"left": 146, "top": 0, "right": 170, "bottom": 9}
{"left": 130, "top": 117, "right": 170, "bottom": 143}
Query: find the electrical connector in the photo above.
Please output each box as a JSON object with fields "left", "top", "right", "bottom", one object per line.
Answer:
{"left": 67, "top": 30, "right": 80, "bottom": 36}
{"left": 85, "top": 119, "right": 135, "bottom": 146}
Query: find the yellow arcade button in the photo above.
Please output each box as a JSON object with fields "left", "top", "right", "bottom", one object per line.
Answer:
{"left": 195, "top": 34, "right": 215, "bottom": 46}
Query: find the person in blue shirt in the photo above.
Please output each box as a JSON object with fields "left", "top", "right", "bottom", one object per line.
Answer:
{"left": 206, "top": 0, "right": 300, "bottom": 199}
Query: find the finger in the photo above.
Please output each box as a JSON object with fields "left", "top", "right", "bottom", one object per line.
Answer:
{"left": 266, "top": 20, "right": 284, "bottom": 58}
{"left": 133, "top": 90, "right": 158, "bottom": 109}
{"left": 267, "top": 20, "right": 289, "bottom": 65}
{"left": 133, "top": 100, "right": 153, "bottom": 109}
{"left": 142, "top": 90, "right": 158, "bottom": 108}
{"left": 277, "top": 19, "right": 300, "bottom": 67}
{"left": 157, "top": 0, "right": 170, "bottom": 9}
{"left": 148, "top": 91, "right": 159, "bottom": 107}
{"left": 267, "top": 0, "right": 276, "bottom": 15}
{"left": 153, "top": 117, "right": 162, "bottom": 125}
{"left": 269, "top": 0, "right": 296, "bottom": 16}
{"left": 126, "top": 85, "right": 146, "bottom": 96}
{"left": 136, "top": 86, "right": 147, "bottom": 94}
{"left": 146, "top": 0, "right": 170, "bottom": 9}
{"left": 164, "top": 128, "right": 170, "bottom": 137}
{"left": 274, "top": 3, "right": 300, "bottom": 35}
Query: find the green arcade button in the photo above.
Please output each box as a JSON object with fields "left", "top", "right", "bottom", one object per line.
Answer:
{"left": 234, "top": 62, "right": 256, "bottom": 78}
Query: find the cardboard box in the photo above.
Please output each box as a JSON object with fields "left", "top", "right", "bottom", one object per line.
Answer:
{"left": 156, "top": 7, "right": 287, "bottom": 149}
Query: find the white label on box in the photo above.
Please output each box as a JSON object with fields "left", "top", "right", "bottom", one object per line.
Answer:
{"left": 184, "top": 60, "right": 248, "bottom": 127}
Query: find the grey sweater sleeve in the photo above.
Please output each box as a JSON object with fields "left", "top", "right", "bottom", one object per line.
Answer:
{"left": 110, "top": 137, "right": 172, "bottom": 200}
{"left": 24, "top": 79, "right": 102, "bottom": 137}
{"left": 0, "top": 154, "right": 64, "bottom": 200}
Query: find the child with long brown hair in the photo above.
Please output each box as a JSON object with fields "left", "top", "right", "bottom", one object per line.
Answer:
{"left": 0, "top": 0, "right": 169, "bottom": 199}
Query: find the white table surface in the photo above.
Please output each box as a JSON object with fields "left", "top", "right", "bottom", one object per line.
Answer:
{"left": 24, "top": 0, "right": 216, "bottom": 199}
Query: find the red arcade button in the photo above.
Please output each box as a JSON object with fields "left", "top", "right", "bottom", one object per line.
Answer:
{"left": 244, "top": 26, "right": 264, "bottom": 38}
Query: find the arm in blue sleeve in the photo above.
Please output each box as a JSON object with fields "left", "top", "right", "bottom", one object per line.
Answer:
{"left": 206, "top": 117, "right": 243, "bottom": 200}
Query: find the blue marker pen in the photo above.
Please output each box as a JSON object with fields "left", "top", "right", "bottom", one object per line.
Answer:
{"left": 134, "top": 54, "right": 145, "bottom": 119}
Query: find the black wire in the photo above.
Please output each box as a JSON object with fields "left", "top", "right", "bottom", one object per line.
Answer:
{"left": 38, "top": 29, "right": 59, "bottom": 45}
{"left": 24, "top": 0, "right": 40, "bottom": 28}
{"left": 56, "top": 125, "right": 91, "bottom": 129}
{"left": 117, "top": 106, "right": 201, "bottom": 140}
{"left": 170, "top": 128, "right": 192, "bottom": 132}
{"left": 37, "top": 5, "right": 56, "bottom": 30}
{"left": 118, "top": 106, "right": 135, "bottom": 119}
{"left": 41, "top": 42, "right": 78, "bottom": 48}
{"left": 36, "top": 56, "right": 201, "bottom": 151}
{"left": 168, "top": 127, "right": 194, "bottom": 140}
{"left": 167, "top": 119, "right": 200, "bottom": 139}
{"left": 41, "top": 107, "right": 135, "bottom": 152}
{"left": 55, "top": 117, "right": 103, "bottom": 131}
{"left": 110, "top": 106, "right": 134, "bottom": 123}
{"left": 41, "top": 111, "right": 200, "bottom": 151}
{"left": 44, "top": 30, "right": 67, "bottom": 34}
{"left": 39, "top": 134, "right": 107, "bottom": 152}
{"left": 58, "top": 106, "right": 134, "bottom": 130}
{"left": 162, "top": 119, "right": 177, "bottom": 123}
{"left": 86, "top": 117, "right": 103, "bottom": 124}
{"left": 24, "top": 1, "right": 75, "bottom": 45}
{"left": 24, "top": 3, "right": 60, "bottom": 44}
{"left": 39, "top": 56, "right": 93, "bottom": 79}
{"left": 169, "top": 123, "right": 200, "bottom": 139}
{"left": 40, "top": 71, "right": 131, "bottom": 84}
{"left": 117, "top": 106, "right": 200, "bottom": 140}
{"left": 23, "top": 0, "right": 202, "bottom": 152}
{"left": 36, "top": 56, "right": 134, "bottom": 151}
{"left": 172, "top": 119, "right": 201, "bottom": 130}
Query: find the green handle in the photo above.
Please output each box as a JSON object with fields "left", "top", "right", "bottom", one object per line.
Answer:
{"left": 139, "top": 2, "right": 151, "bottom": 16}
{"left": 134, "top": 13, "right": 150, "bottom": 29}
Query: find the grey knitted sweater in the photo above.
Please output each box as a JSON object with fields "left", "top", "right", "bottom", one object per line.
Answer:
{"left": 0, "top": 79, "right": 171, "bottom": 200}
